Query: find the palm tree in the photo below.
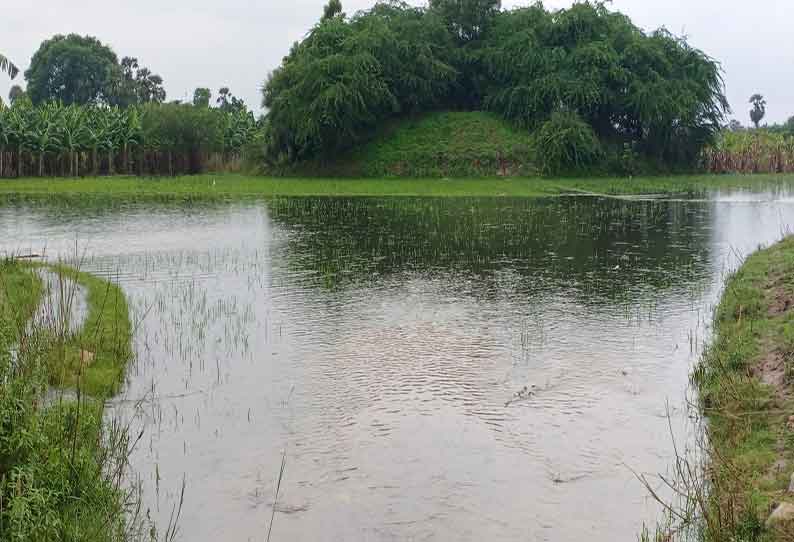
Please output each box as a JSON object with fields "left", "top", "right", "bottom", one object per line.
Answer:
{"left": 0, "top": 54, "right": 19, "bottom": 79}
{"left": 749, "top": 94, "right": 766, "bottom": 129}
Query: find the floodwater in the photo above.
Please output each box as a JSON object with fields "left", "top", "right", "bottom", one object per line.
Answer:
{"left": 2, "top": 189, "right": 794, "bottom": 541}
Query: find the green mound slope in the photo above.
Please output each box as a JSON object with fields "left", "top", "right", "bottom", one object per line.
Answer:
{"left": 286, "top": 111, "right": 536, "bottom": 178}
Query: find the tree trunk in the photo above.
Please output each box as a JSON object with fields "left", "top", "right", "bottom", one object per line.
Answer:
{"left": 108, "top": 150, "right": 114, "bottom": 175}
{"left": 38, "top": 153, "right": 43, "bottom": 177}
{"left": 18, "top": 145, "right": 22, "bottom": 177}
{"left": 92, "top": 148, "right": 98, "bottom": 176}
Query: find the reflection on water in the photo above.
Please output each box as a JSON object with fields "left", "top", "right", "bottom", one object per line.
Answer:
{"left": 2, "top": 191, "right": 794, "bottom": 541}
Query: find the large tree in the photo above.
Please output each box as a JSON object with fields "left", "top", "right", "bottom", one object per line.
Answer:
{"left": 263, "top": 2, "right": 457, "bottom": 162}
{"left": 262, "top": 1, "right": 727, "bottom": 168}
{"left": 0, "top": 54, "right": 18, "bottom": 79}
{"left": 25, "top": 34, "right": 120, "bottom": 105}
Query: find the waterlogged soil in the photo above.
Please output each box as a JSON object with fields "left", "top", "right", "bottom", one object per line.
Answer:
{"left": 3, "top": 191, "right": 794, "bottom": 541}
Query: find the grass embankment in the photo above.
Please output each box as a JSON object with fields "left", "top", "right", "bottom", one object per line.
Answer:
{"left": 0, "top": 260, "right": 137, "bottom": 541}
{"left": 2, "top": 172, "right": 794, "bottom": 199}
{"left": 693, "top": 237, "right": 794, "bottom": 540}
{"left": 280, "top": 111, "right": 536, "bottom": 177}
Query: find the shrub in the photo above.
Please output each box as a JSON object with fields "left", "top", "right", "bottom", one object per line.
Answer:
{"left": 535, "top": 111, "right": 602, "bottom": 175}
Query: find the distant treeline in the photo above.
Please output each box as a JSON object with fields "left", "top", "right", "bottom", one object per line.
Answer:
{"left": 262, "top": 0, "right": 728, "bottom": 174}
{"left": 0, "top": 101, "right": 264, "bottom": 177}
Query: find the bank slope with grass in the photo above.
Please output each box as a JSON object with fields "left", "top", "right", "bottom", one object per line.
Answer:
{"left": 0, "top": 260, "right": 140, "bottom": 541}
{"left": 275, "top": 112, "right": 536, "bottom": 178}
{"left": 693, "top": 237, "right": 794, "bottom": 540}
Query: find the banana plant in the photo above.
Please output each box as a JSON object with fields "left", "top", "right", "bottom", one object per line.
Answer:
{"left": 0, "top": 108, "right": 9, "bottom": 176}
{"left": 0, "top": 100, "right": 264, "bottom": 177}
{"left": 5, "top": 104, "right": 32, "bottom": 177}
{"left": 117, "top": 107, "right": 142, "bottom": 174}
{"left": 28, "top": 104, "right": 63, "bottom": 176}
{"left": 59, "top": 105, "right": 89, "bottom": 176}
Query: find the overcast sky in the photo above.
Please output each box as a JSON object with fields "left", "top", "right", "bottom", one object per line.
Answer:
{"left": 1, "top": 0, "right": 789, "bottom": 124}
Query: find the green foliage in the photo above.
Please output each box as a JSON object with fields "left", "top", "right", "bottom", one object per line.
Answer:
{"left": 535, "top": 111, "right": 602, "bottom": 175}
{"left": 479, "top": 3, "right": 727, "bottom": 166}
{"left": 262, "top": 1, "right": 728, "bottom": 175}
{"left": 110, "top": 57, "right": 166, "bottom": 107}
{"left": 25, "top": 35, "right": 164, "bottom": 108}
{"left": 192, "top": 87, "right": 211, "bottom": 108}
{"left": 429, "top": 0, "right": 501, "bottom": 42}
{"left": 0, "top": 100, "right": 264, "bottom": 177}
{"left": 0, "top": 261, "right": 139, "bottom": 541}
{"left": 263, "top": 1, "right": 458, "bottom": 164}
{"left": 25, "top": 35, "right": 120, "bottom": 106}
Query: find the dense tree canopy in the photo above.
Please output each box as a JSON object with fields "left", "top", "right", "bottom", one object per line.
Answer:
{"left": 261, "top": 0, "right": 729, "bottom": 172}
{"left": 263, "top": 1, "right": 458, "bottom": 162}
{"left": 25, "top": 35, "right": 120, "bottom": 105}
{"left": 429, "top": 0, "right": 501, "bottom": 42}
{"left": 24, "top": 34, "right": 166, "bottom": 108}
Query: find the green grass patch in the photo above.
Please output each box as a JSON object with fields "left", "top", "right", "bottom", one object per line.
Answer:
{"left": 692, "top": 236, "right": 794, "bottom": 540}
{"left": 46, "top": 265, "right": 133, "bottom": 399}
{"left": 2, "top": 172, "right": 794, "bottom": 199}
{"left": 0, "top": 259, "right": 140, "bottom": 541}
{"left": 282, "top": 111, "right": 536, "bottom": 177}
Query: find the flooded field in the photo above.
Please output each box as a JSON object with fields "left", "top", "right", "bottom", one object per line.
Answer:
{"left": 2, "top": 190, "right": 794, "bottom": 541}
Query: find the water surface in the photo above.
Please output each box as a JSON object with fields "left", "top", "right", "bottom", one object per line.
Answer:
{"left": 2, "top": 191, "right": 793, "bottom": 541}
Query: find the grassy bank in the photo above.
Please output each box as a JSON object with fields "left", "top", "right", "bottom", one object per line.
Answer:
{"left": 0, "top": 260, "right": 140, "bottom": 541}
{"left": 279, "top": 111, "right": 536, "bottom": 177}
{"left": 2, "top": 172, "right": 794, "bottom": 199}
{"left": 690, "top": 237, "right": 794, "bottom": 540}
